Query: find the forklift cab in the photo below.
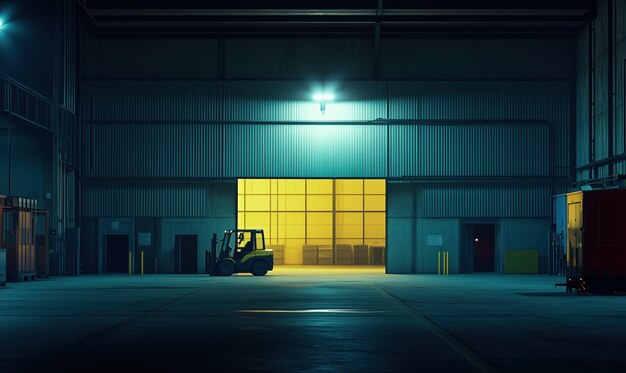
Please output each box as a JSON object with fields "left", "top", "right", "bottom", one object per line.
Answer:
{"left": 228, "top": 230, "right": 265, "bottom": 261}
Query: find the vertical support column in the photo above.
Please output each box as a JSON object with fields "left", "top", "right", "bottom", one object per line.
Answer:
{"left": 608, "top": 0, "right": 615, "bottom": 175}
{"left": 589, "top": 20, "right": 596, "bottom": 180}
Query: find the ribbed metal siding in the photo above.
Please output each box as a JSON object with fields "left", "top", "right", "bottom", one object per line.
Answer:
{"left": 81, "top": 80, "right": 221, "bottom": 122}
{"left": 419, "top": 185, "right": 551, "bottom": 218}
{"left": 576, "top": 25, "right": 590, "bottom": 172}
{"left": 62, "top": 0, "right": 76, "bottom": 112}
{"left": 389, "top": 81, "right": 570, "bottom": 172}
{"left": 84, "top": 123, "right": 222, "bottom": 177}
{"left": 390, "top": 124, "right": 550, "bottom": 177}
{"left": 83, "top": 182, "right": 235, "bottom": 218}
{"left": 224, "top": 124, "right": 387, "bottom": 177}
{"left": 224, "top": 81, "right": 386, "bottom": 121}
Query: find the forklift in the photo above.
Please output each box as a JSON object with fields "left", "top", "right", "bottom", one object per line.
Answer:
{"left": 207, "top": 229, "right": 274, "bottom": 276}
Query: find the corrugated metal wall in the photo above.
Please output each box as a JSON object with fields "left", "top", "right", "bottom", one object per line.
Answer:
{"left": 420, "top": 185, "right": 551, "bottom": 218}
{"left": 576, "top": 0, "right": 626, "bottom": 179}
{"left": 223, "top": 124, "right": 386, "bottom": 178}
{"left": 84, "top": 123, "right": 222, "bottom": 177}
{"left": 83, "top": 181, "right": 235, "bottom": 218}
{"left": 81, "top": 79, "right": 570, "bottom": 218}
{"left": 389, "top": 124, "right": 550, "bottom": 177}
{"left": 224, "top": 81, "right": 386, "bottom": 121}
{"left": 389, "top": 81, "right": 570, "bottom": 176}
{"left": 82, "top": 81, "right": 221, "bottom": 123}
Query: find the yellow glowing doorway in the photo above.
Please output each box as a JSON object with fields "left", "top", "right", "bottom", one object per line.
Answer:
{"left": 238, "top": 179, "right": 386, "bottom": 267}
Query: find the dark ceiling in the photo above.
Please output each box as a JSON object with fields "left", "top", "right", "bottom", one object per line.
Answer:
{"left": 77, "top": 0, "right": 596, "bottom": 37}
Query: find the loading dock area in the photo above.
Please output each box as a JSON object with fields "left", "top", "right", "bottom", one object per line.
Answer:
{"left": 1, "top": 273, "right": 626, "bottom": 372}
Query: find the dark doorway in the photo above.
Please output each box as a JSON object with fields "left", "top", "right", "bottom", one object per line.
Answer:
{"left": 105, "top": 234, "right": 129, "bottom": 273}
{"left": 175, "top": 235, "right": 198, "bottom": 274}
{"left": 471, "top": 224, "right": 495, "bottom": 272}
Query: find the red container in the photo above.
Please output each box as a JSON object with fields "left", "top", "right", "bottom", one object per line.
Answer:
{"left": 566, "top": 189, "right": 626, "bottom": 292}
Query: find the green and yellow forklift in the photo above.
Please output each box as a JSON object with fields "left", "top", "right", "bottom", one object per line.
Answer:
{"left": 207, "top": 229, "right": 273, "bottom": 276}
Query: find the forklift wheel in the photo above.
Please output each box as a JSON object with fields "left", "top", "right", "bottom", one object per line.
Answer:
{"left": 251, "top": 261, "right": 269, "bottom": 276}
{"left": 217, "top": 260, "right": 235, "bottom": 276}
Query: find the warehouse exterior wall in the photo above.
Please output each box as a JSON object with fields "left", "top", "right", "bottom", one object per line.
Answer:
{"left": 80, "top": 34, "right": 575, "bottom": 274}
{"left": 387, "top": 182, "right": 551, "bottom": 274}
{"left": 81, "top": 79, "right": 570, "bottom": 274}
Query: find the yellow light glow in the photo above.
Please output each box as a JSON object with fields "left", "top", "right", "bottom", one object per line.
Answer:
{"left": 238, "top": 179, "right": 386, "bottom": 265}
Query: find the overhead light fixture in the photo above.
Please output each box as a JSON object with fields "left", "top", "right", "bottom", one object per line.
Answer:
{"left": 0, "top": 20, "right": 4, "bottom": 29}
{"left": 313, "top": 93, "right": 334, "bottom": 112}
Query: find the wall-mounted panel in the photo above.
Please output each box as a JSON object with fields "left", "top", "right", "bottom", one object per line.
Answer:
{"left": 389, "top": 124, "right": 550, "bottom": 177}
{"left": 81, "top": 81, "right": 221, "bottom": 122}
{"left": 224, "top": 81, "right": 386, "bottom": 122}
{"left": 83, "top": 181, "right": 236, "bottom": 218}
{"left": 84, "top": 123, "right": 222, "bottom": 178}
{"left": 223, "top": 124, "right": 387, "bottom": 178}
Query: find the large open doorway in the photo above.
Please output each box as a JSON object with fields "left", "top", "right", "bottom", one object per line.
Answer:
{"left": 238, "top": 179, "right": 386, "bottom": 273}
{"left": 105, "top": 234, "right": 129, "bottom": 273}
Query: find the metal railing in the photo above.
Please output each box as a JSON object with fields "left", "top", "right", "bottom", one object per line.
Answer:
{"left": 1, "top": 73, "right": 76, "bottom": 164}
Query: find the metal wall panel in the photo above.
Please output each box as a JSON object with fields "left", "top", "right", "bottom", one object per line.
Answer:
{"left": 419, "top": 185, "right": 551, "bottom": 218}
{"left": 62, "top": 0, "right": 76, "bottom": 112}
{"left": 576, "top": 0, "right": 626, "bottom": 180}
{"left": 388, "top": 181, "right": 549, "bottom": 220}
{"left": 224, "top": 39, "right": 373, "bottom": 79}
{"left": 389, "top": 124, "right": 550, "bottom": 177}
{"left": 224, "top": 81, "right": 386, "bottom": 122}
{"left": 81, "top": 80, "right": 221, "bottom": 122}
{"left": 389, "top": 81, "right": 570, "bottom": 174}
{"left": 381, "top": 38, "right": 575, "bottom": 80}
{"left": 82, "top": 181, "right": 236, "bottom": 218}
{"left": 84, "top": 123, "right": 222, "bottom": 177}
{"left": 223, "top": 124, "right": 387, "bottom": 178}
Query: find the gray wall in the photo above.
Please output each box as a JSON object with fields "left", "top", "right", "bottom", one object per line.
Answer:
{"left": 386, "top": 183, "right": 550, "bottom": 274}
{"left": 86, "top": 182, "right": 235, "bottom": 274}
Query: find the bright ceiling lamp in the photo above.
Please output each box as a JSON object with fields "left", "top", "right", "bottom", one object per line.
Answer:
{"left": 0, "top": 20, "right": 4, "bottom": 29}
{"left": 313, "top": 93, "right": 335, "bottom": 111}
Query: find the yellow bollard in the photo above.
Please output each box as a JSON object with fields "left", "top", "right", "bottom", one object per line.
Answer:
{"left": 141, "top": 251, "right": 144, "bottom": 276}
{"left": 128, "top": 250, "right": 132, "bottom": 276}
{"left": 437, "top": 251, "right": 441, "bottom": 275}
{"left": 445, "top": 251, "right": 449, "bottom": 276}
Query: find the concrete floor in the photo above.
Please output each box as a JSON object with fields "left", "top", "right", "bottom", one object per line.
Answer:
{"left": 1, "top": 267, "right": 626, "bottom": 372}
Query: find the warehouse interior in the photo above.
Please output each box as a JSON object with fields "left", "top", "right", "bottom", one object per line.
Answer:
{"left": 2, "top": 0, "right": 626, "bottom": 371}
